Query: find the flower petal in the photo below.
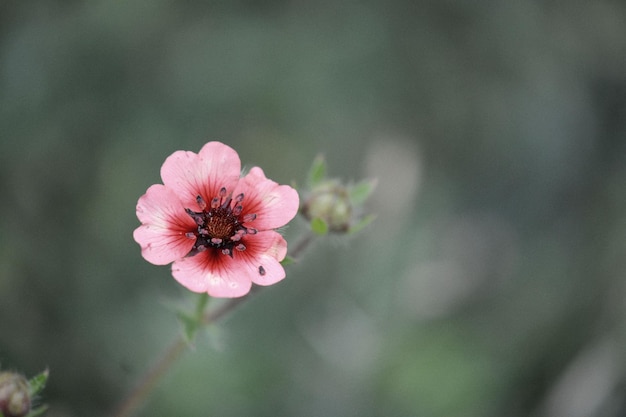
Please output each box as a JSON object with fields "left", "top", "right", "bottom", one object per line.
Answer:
{"left": 236, "top": 231, "right": 288, "bottom": 286}
{"left": 235, "top": 167, "right": 299, "bottom": 230}
{"left": 160, "top": 142, "right": 241, "bottom": 210}
{"left": 171, "top": 251, "right": 254, "bottom": 297}
{"left": 133, "top": 184, "right": 196, "bottom": 265}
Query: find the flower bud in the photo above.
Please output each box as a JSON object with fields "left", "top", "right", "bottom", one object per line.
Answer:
{"left": 0, "top": 372, "right": 30, "bottom": 417}
{"left": 301, "top": 181, "right": 353, "bottom": 232}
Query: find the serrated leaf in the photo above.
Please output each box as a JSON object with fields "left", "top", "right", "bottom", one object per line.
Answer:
{"left": 307, "top": 155, "right": 327, "bottom": 187}
{"left": 348, "top": 214, "right": 376, "bottom": 235}
{"left": 28, "top": 369, "right": 48, "bottom": 397}
{"left": 310, "top": 217, "right": 329, "bottom": 235}
{"left": 349, "top": 179, "right": 377, "bottom": 206}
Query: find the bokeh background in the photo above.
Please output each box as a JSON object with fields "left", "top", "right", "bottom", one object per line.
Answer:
{"left": 2, "top": 1, "right": 626, "bottom": 416}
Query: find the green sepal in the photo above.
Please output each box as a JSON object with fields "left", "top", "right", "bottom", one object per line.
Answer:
{"left": 348, "top": 214, "right": 376, "bottom": 235}
{"left": 349, "top": 179, "right": 377, "bottom": 206}
{"left": 280, "top": 256, "right": 295, "bottom": 266}
{"left": 310, "top": 217, "right": 329, "bottom": 235}
{"left": 28, "top": 369, "right": 48, "bottom": 397}
{"left": 307, "top": 155, "right": 327, "bottom": 187}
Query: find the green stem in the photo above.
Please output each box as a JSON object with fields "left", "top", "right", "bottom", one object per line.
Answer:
{"left": 111, "top": 231, "right": 315, "bottom": 417}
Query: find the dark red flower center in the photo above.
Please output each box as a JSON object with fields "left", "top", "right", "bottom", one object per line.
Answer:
{"left": 185, "top": 187, "right": 257, "bottom": 257}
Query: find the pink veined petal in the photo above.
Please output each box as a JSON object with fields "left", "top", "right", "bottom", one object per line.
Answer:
{"left": 252, "top": 256, "right": 286, "bottom": 286}
{"left": 236, "top": 231, "right": 288, "bottom": 286}
{"left": 172, "top": 252, "right": 254, "bottom": 297}
{"left": 235, "top": 167, "right": 300, "bottom": 231}
{"left": 134, "top": 184, "right": 196, "bottom": 265}
{"left": 160, "top": 142, "right": 241, "bottom": 210}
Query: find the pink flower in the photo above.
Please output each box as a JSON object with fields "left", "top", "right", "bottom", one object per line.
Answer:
{"left": 133, "top": 141, "right": 299, "bottom": 298}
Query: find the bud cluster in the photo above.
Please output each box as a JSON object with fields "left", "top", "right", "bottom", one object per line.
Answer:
{"left": 301, "top": 180, "right": 353, "bottom": 233}
{"left": 300, "top": 156, "right": 376, "bottom": 235}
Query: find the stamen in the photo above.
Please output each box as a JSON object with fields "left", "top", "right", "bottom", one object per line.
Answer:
{"left": 220, "top": 197, "right": 232, "bottom": 209}
{"left": 243, "top": 213, "right": 257, "bottom": 222}
{"left": 196, "top": 195, "right": 207, "bottom": 210}
{"left": 185, "top": 208, "right": 204, "bottom": 225}
{"left": 230, "top": 230, "right": 245, "bottom": 242}
{"left": 183, "top": 185, "right": 256, "bottom": 259}
{"left": 258, "top": 266, "right": 266, "bottom": 276}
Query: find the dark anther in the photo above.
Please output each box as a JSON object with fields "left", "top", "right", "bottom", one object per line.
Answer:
{"left": 196, "top": 195, "right": 207, "bottom": 210}
{"left": 258, "top": 266, "right": 266, "bottom": 276}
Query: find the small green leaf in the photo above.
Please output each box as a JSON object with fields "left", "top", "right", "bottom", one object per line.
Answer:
{"left": 348, "top": 214, "right": 376, "bottom": 235}
{"left": 280, "top": 256, "right": 295, "bottom": 266}
{"left": 307, "top": 155, "right": 327, "bottom": 187}
{"left": 349, "top": 179, "right": 377, "bottom": 206}
{"left": 28, "top": 369, "right": 48, "bottom": 397}
{"left": 178, "top": 293, "right": 211, "bottom": 343}
{"left": 177, "top": 311, "right": 200, "bottom": 343}
{"left": 310, "top": 217, "right": 329, "bottom": 235}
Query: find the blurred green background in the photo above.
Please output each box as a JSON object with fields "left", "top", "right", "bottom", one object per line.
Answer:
{"left": 2, "top": 1, "right": 626, "bottom": 416}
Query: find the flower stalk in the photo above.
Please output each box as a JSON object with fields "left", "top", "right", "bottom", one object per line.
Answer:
{"left": 112, "top": 231, "right": 316, "bottom": 417}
